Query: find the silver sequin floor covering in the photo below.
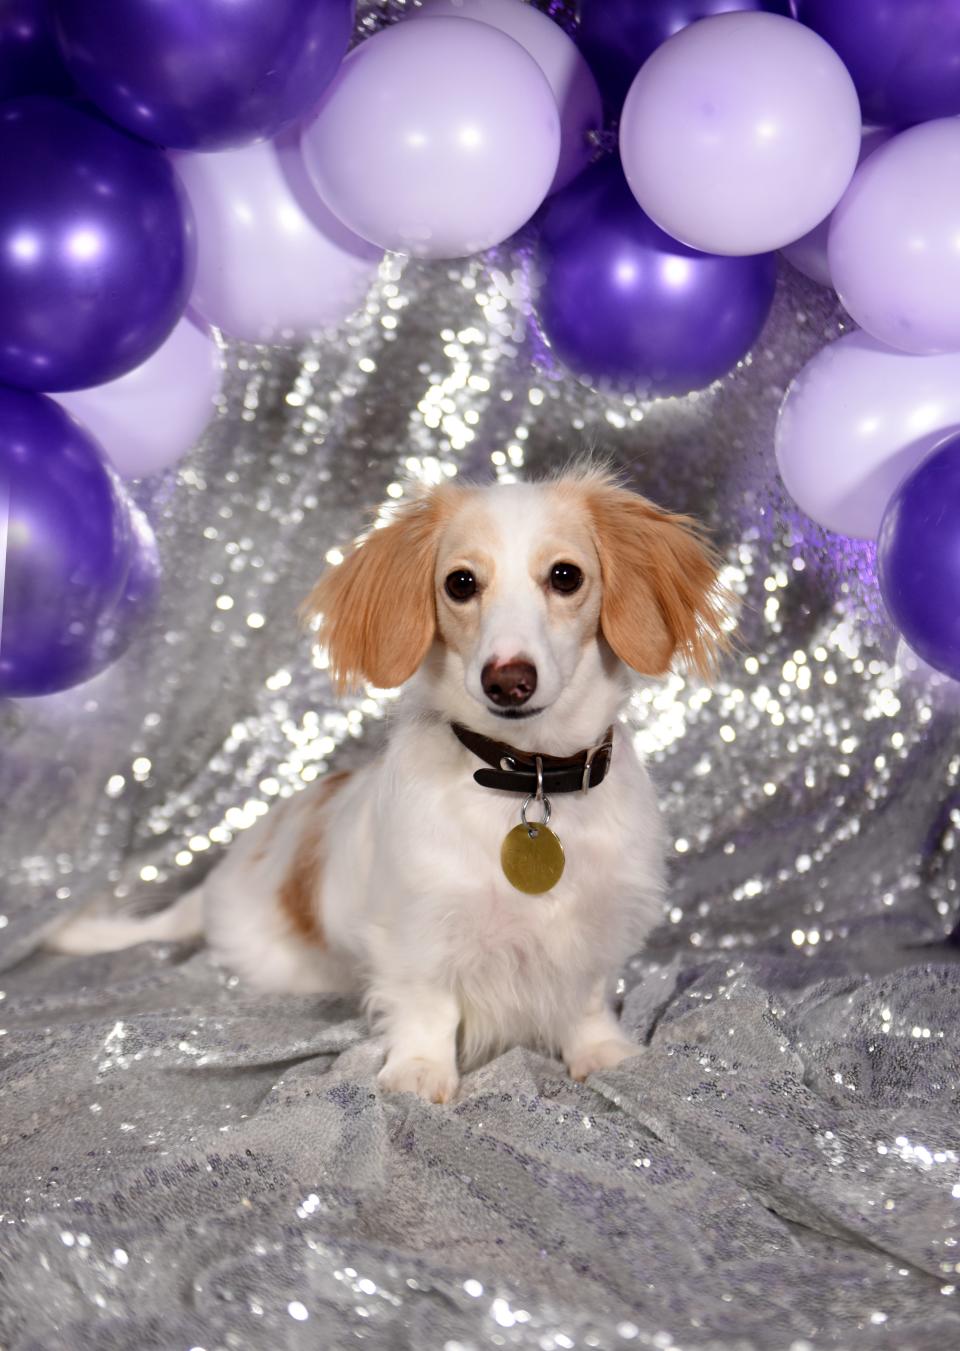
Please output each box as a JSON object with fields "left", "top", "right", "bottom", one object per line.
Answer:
{"left": 3, "top": 189, "right": 960, "bottom": 1347}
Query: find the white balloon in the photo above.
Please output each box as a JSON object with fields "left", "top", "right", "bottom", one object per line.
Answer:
{"left": 775, "top": 331, "right": 960, "bottom": 539}
{"left": 53, "top": 314, "right": 223, "bottom": 479}
{"left": 174, "top": 130, "right": 382, "bottom": 345}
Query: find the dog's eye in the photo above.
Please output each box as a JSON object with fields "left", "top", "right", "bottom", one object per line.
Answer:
{"left": 550, "top": 562, "right": 583, "bottom": 594}
{"left": 445, "top": 569, "right": 477, "bottom": 602}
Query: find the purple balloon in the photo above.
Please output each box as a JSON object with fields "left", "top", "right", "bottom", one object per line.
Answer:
{"left": 413, "top": 0, "right": 601, "bottom": 193}
{"left": 0, "top": 387, "right": 157, "bottom": 698}
{"left": 174, "top": 130, "right": 381, "bottom": 345}
{"left": 619, "top": 12, "right": 861, "bottom": 257}
{"left": 53, "top": 0, "right": 354, "bottom": 151}
{"left": 878, "top": 436, "right": 960, "bottom": 681}
{"left": 0, "top": 97, "right": 195, "bottom": 393}
{"left": 0, "top": 0, "right": 72, "bottom": 98}
{"left": 781, "top": 127, "right": 892, "bottom": 289}
{"left": 578, "top": 0, "right": 779, "bottom": 110}
{"left": 302, "top": 17, "right": 560, "bottom": 259}
{"left": 795, "top": 0, "right": 960, "bottom": 128}
{"left": 535, "top": 160, "right": 776, "bottom": 395}
{"left": 828, "top": 119, "right": 960, "bottom": 356}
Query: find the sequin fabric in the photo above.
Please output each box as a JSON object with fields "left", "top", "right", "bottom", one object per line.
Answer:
{"left": 3, "top": 7, "right": 960, "bottom": 1343}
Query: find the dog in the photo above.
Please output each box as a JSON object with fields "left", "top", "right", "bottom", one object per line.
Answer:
{"left": 49, "top": 466, "right": 726, "bottom": 1102}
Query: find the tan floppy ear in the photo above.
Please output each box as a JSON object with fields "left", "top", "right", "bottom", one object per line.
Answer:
{"left": 586, "top": 482, "right": 727, "bottom": 678}
{"left": 302, "top": 489, "right": 453, "bottom": 691}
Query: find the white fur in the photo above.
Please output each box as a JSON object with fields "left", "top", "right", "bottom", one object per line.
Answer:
{"left": 49, "top": 481, "right": 683, "bottom": 1103}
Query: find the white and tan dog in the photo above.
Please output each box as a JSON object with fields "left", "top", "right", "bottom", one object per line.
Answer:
{"left": 51, "top": 467, "right": 726, "bottom": 1102}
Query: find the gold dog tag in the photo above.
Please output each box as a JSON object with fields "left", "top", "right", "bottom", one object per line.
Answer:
{"left": 501, "top": 822, "right": 565, "bottom": 895}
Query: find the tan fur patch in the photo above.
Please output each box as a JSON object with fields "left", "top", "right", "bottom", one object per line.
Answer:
{"left": 301, "top": 489, "right": 460, "bottom": 691}
{"left": 559, "top": 471, "right": 728, "bottom": 678}
{"left": 278, "top": 771, "right": 351, "bottom": 945}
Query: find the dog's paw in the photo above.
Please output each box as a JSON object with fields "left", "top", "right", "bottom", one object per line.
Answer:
{"left": 378, "top": 1056, "right": 460, "bottom": 1104}
{"left": 565, "top": 1037, "right": 639, "bottom": 1083}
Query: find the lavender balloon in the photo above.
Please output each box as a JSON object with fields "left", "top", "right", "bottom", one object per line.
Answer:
{"left": 302, "top": 17, "right": 560, "bottom": 259}
{"left": 54, "top": 315, "right": 223, "bottom": 479}
{"left": 175, "top": 131, "right": 381, "bottom": 346}
{"left": 0, "top": 388, "right": 156, "bottom": 698}
{"left": 0, "top": 98, "right": 195, "bottom": 393}
{"left": 795, "top": 0, "right": 960, "bottom": 128}
{"left": 781, "top": 128, "right": 892, "bottom": 289}
{"left": 535, "top": 160, "right": 776, "bottom": 395}
{"left": 0, "top": 0, "right": 72, "bottom": 98}
{"left": 53, "top": 0, "right": 354, "bottom": 151}
{"left": 829, "top": 120, "right": 960, "bottom": 356}
{"left": 578, "top": 0, "right": 771, "bottom": 110}
{"left": 619, "top": 12, "right": 861, "bottom": 256}
{"left": 412, "top": 0, "right": 601, "bottom": 193}
{"left": 775, "top": 333, "right": 960, "bottom": 540}
{"left": 878, "top": 436, "right": 960, "bottom": 681}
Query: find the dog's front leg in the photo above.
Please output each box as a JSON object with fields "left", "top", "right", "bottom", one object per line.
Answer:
{"left": 376, "top": 983, "right": 461, "bottom": 1104}
{"left": 562, "top": 981, "right": 639, "bottom": 1083}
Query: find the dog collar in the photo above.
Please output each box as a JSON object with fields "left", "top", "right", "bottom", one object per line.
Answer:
{"left": 450, "top": 722, "right": 614, "bottom": 796}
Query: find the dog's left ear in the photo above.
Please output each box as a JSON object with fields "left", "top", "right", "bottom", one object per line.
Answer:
{"left": 302, "top": 488, "right": 453, "bottom": 691}
{"left": 586, "top": 482, "right": 727, "bottom": 678}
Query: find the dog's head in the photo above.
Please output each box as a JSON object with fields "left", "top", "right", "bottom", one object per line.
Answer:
{"left": 304, "top": 469, "right": 727, "bottom": 728}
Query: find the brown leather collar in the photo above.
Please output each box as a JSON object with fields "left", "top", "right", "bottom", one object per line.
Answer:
{"left": 451, "top": 722, "right": 615, "bottom": 796}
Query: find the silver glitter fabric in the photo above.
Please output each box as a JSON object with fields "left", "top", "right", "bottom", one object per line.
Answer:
{"left": 3, "top": 17, "right": 960, "bottom": 1341}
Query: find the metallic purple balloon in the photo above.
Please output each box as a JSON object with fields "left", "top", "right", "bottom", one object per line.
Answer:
{"left": 878, "top": 436, "right": 960, "bottom": 681}
{"left": 0, "top": 388, "right": 157, "bottom": 698}
{"left": 795, "top": 0, "right": 960, "bottom": 128}
{"left": 0, "top": 97, "right": 195, "bottom": 393}
{"left": 0, "top": 0, "right": 72, "bottom": 98}
{"left": 535, "top": 160, "right": 776, "bottom": 395}
{"left": 577, "top": 0, "right": 778, "bottom": 110}
{"left": 53, "top": 0, "right": 355, "bottom": 151}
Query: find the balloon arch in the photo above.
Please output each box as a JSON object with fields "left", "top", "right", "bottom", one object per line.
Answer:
{"left": 2, "top": 0, "right": 960, "bottom": 696}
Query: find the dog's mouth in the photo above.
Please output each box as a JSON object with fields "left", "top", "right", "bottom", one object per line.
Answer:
{"left": 489, "top": 706, "right": 544, "bottom": 720}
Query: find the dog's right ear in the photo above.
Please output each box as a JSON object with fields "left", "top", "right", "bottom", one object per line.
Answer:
{"left": 301, "top": 489, "right": 454, "bottom": 691}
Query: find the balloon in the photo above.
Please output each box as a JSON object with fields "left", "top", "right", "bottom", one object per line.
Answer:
{"left": 578, "top": 0, "right": 770, "bottom": 111}
{"left": 535, "top": 161, "right": 776, "bottom": 396}
{"left": 619, "top": 12, "right": 860, "bottom": 256}
{"left": 0, "top": 0, "right": 72, "bottom": 98}
{"left": 781, "top": 127, "right": 892, "bottom": 289}
{"left": 412, "top": 0, "right": 600, "bottom": 193}
{"left": 828, "top": 120, "right": 960, "bottom": 357}
{"left": 53, "top": 315, "right": 223, "bottom": 479}
{"left": 302, "top": 17, "right": 560, "bottom": 259}
{"left": 0, "top": 98, "right": 195, "bottom": 393}
{"left": 52, "top": 0, "right": 354, "bottom": 151}
{"left": 775, "top": 332, "right": 960, "bottom": 539}
{"left": 0, "top": 387, "right": 157, "bottom": 698}
{"left": 794, "top": 0, "right": 960, "bottom": 129}
{"left": 878, "top": 437, "right": 960, "bottom": 681}
{"left": 174, "top": 131, "right": 381, "bottom": 346}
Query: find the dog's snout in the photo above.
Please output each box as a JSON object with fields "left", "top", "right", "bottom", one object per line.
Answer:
{"left": 481, "top": 659, "right": 538, "bottom": 707}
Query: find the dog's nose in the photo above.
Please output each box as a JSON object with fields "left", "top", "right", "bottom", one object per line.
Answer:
{"left": 481, "top": 659, "right": 538, "bottom": 707}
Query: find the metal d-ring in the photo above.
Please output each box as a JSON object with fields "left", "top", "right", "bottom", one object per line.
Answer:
{"left": 520, "top": 788, "right": 551, "bottom": 836}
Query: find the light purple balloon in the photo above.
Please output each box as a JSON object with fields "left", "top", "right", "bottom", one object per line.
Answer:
{"left": 53, "top": 314, "right": 222, "bottom": 478}
{"left": 301, "top": 17, "right": 561, "bottom": 259}
{"left": 619, "top": 12, "right": 861, "bottom": 256}
{"left": 781, "top": 127, "right": 892, "bottom": 288}
{"left": 829, "top": 119, "right": 960, "bottom": 355}
{"left": 775, "top": 330, "right": 960, "bottom": 539}
{"left": 174, "top": 129, "right": 382, "bottom": 345}
{"left": 411, "top": 0, "right": 600, "bottom": 194}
